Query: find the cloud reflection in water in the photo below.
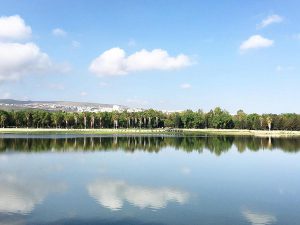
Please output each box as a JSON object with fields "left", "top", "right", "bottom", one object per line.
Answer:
{"left": 242, "top": 209, "right": 277, "bottom": 225}
{"left": 0, "top": 173, "right": 67, "bottom": 215}
{"left": 87, "top": 179, "right": 189, "bottom": 211}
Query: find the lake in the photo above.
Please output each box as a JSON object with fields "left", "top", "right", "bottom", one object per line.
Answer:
{"left": 0, "top": 134, "right": 300, "bottom": 225}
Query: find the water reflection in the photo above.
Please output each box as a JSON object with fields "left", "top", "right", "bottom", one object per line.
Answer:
{"left": 0, "top": 173, "right": 67, "bottom": 215}
{"left": 23, "top": 218, "right": 167, "bottom": 225}
{"left": 1, "top": 135, "right": 300, "bottom": 154}
{"left": 242, "top": 209, "right": 277, "bottom": 225}
{"left": 0, "top": 218, "right": 25, "bottom": 225}
{"left": 87, "top": 179, "right": 189, "bottom": 211}
{"left": 0, "top": 135, "right": 299, "bottom": 225}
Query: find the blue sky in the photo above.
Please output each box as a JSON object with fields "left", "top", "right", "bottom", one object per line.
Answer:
{"left": 0, "top": 0, "right": 299, "bottom": 114}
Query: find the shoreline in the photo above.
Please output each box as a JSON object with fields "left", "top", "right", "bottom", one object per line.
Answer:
{"left": 0, "top": 128, "right": 300, "bottom": 137}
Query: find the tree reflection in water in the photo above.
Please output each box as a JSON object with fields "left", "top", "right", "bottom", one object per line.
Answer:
{"left": 0, "top": 135, "right": 300, "bottom": 155}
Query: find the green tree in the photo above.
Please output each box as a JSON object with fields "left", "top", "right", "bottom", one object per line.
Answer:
{"left": 234, "top": 110, "right": 247, "bottom": 129}
{"left": 181, "top": 110, "right": 195, "bottom": 128}
{"left": 211, "top": 107, "right": 234, "bottom": 129}
{"left": 51, "top": 111, "right": 64, "bottom": 128}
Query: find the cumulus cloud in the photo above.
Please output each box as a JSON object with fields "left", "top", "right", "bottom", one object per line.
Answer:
{"left": 242, "top": 209, "right": 277, "bottom": 225}
{"left": 0, "top": 15, "right": 67, "bottom": 82}
{"left": 240, "top": 35, "right": 274, "bottom": 52}
{"left": 0, "top": 15, "right": 31, "bottom": 41}
{"left": 258, "top": 14, "right": 283, "bottom": 29}
{"left": 89, "top": 48, "right": 191, "bottom": 76}
{"left": 0, "top": 173, "right": 66, "bottom": 214}
{"left": 52, "top": 28, "right": 67, "bottom": 37}
{"left": 0, "top": 42, "right": 52, "bottom": 81}
{"left": 87, "top": 179, "right": 189, "bottom": 211}
{"left": 180, "top": 83, "right": 191, "bottom": 89}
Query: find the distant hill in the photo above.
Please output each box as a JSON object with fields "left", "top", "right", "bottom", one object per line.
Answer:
{"left": 0, "top": 99, "right": 33, "bottom": 105}
{"left": 0, "top": 99, "right": 134, "bottom": 112}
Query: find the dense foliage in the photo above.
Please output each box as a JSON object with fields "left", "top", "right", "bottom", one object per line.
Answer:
{"left": 0, "top": 107, "right": 300, "bottom": 130}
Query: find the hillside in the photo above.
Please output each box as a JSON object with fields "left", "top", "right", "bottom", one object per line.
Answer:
{"left": 0, "top": 99, "right": 135, "bottom": 112}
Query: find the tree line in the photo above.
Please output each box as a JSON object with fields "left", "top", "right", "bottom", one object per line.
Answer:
{"left": 0, "top": 107, "right": 300, "bottom": 130}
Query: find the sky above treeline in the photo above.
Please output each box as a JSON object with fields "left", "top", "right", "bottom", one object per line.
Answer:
{"left": 0, "top": 0, "right": 299, "bottom": 114}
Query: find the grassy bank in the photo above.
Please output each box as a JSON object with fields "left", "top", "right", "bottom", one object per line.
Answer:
{"left": 0, "top": 128, "right": 300, "bottom": 137}
{"left": 181, "top": 128, "right": 300, "bottom": 137}
{"left": 0, "top": 128, "right": 168, "bottom": 135}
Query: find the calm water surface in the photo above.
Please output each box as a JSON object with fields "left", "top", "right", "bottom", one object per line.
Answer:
{"left": 0, "top": 134, "right": 300, "bottom": 225}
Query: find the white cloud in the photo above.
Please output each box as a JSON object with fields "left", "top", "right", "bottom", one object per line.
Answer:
{"left": 87, "top": 179, "right": 189, "bottom": 211}
{"left": 242, "top": 209, "right": 277, "bottom": 225}
{"left": 0, "top": 15, "right": 66, "bottom": 82}
{"left": 180, "top": 83, "right": 191, "bottom": 89}
{"left": 240, "top": 35, "right": 274, "bottom": 52}
{"left": 89, "top": 47, "right": 191, "bottom": 76}
{"left": 0, "top": 42, "right": 52, "bottom": 81}
{"left": 258, "top": 14, "right": 283, "bottom": 29}
{"left": 0, "top": 15, "right": 31, "bottom": 41}
{"left": 52, "top": 28, "right": 67, "bottom": 37}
